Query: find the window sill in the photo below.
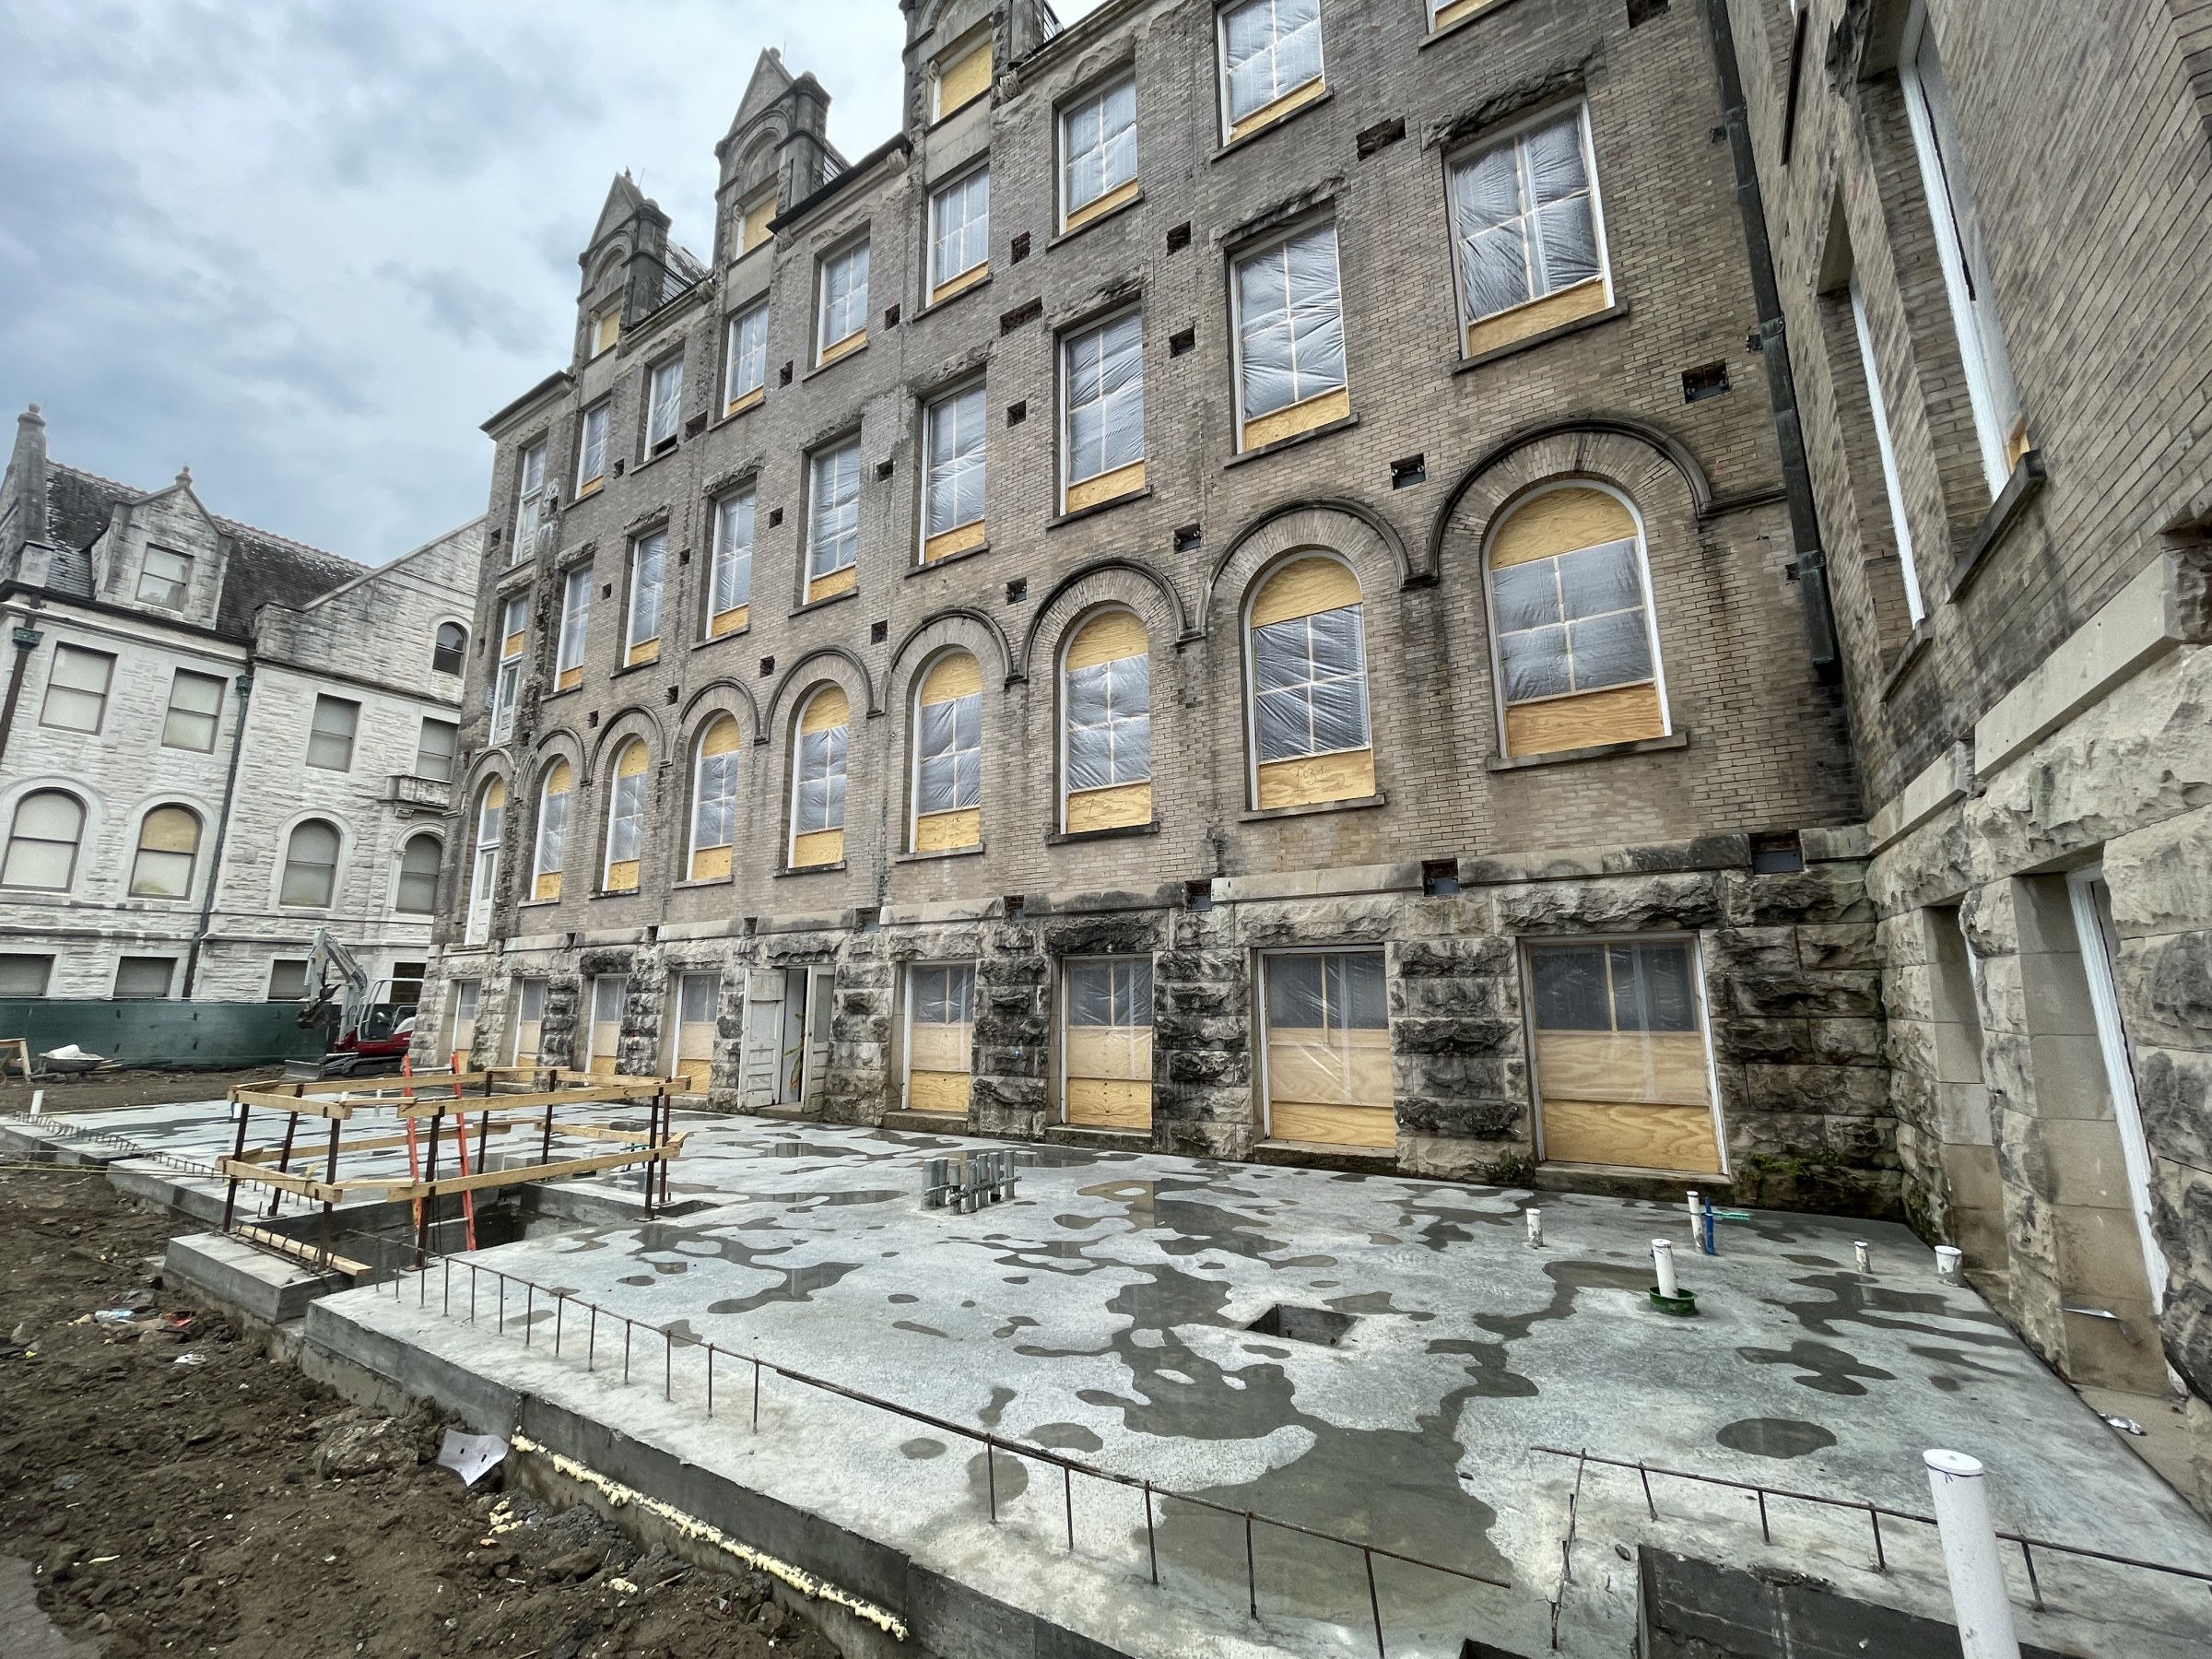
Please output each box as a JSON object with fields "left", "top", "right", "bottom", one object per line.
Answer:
{"left": 691, "top": 625, "right": 751, "bottom": 650}
{"left": 895, "top": 843, "right": 985, "bottom": 864}
{"left": 805, "top": 340, "right": 867, "bottom": 382}
{"left": 1453, "top": 301, "right": 1628, "bottom": 375}
{"left": 1238, "top": 792, "right": 1385, "bottom": 823}
{"left": 567, "top": 479, "right": 607, "bottom": 509}
{"left": 540, "top": 681, "right": 584, "bottom": 700}
{"left": 607, "top": 654, "right": 665, "bottom": 680}
{"left": 1225, "top": 413, "right": 1359, "bottom": 469}
{"left": 1048, "top": 189, "right": 1145, "bottom": 248}
{"left": 712, "top": 392, "right": 765, "bottom": 429}
{"left": 1876, "top": 623, "right": 1935, "bottom": 702}
{"left": 907, "top": 540, "right": 992, "bottom": 574}
{"left": 588, "top": 887, "right": 643, "bottom": 900}
{"left": 494, "top": 567, "right": 536, "bottom": 597}
{"left": 792, "top": 583, "right": 861, "bottom": 618}
{"left": 1419, "top": 0, "right": 1529, "bottom": 50}
{"left": 1948, "top": 450, "right": 2046, "bottom": 603}
{"left": 1046, "top": 819, "right": 1160, "bottom": 845}
{"left": 1486, "top": 730, "right": 1689, "bottom": 772}
{"left": 918, "top": 271, "right": 992, "bottom": 318}
{"left": 518, "top": 897, "right": 560, "bottom": 909}
{"left": 775, "top": 860, "right": 849, "bottom": 877}
{"left": 671, "top": 875, "right": 734, "bottom": 890}
{"left": 1047, "top": 487, "right": 1152, "bottom": 530}
{"left": 1210, "top": 88, "right": 1334, "bottom": 163}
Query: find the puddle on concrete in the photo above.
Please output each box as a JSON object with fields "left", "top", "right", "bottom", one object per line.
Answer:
{"left": 1772, "top": 1273, "right": 2013, "bottom": 1346}
{"left": 967, "top": 1447, "right": 1027, "bottom": 1508}
{"left": 894, "top": 1319, "right": 950, "bottom": 1339}
{"left": 1715, "top": 1418, "right": 1837, "bottom": 1459}
{"left": 1735, "top": 1339, "right": 1897, "bottom": 1395}
{"left": 1029, "top": 1422, "right": 1105, "bottom": 1453}
{"left": 901, "top": 1438, "right": 946, "bottom": 1459}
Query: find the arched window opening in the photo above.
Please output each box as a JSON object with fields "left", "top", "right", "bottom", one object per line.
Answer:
{"left": 2, "top": 791, "right": 86, "bottom": 890}
{"left": 790, "top": 687, "right": 850, "bottom": 869}
{"left": 1062, "top": 610, "right": 1151, "bottom": 832}
{"left": 1488, "top": 485, "right": 1665, "bottom": 759}
{"left": 280, "top": 819, "right": 342, "bottom": 909}
{"left": 129, "top": 806, "right": 201, "bottom": 900}
{"left": 912, "top": 653, "right": 982, "bottom": 853}
{"left": 464, "top": 782, "right": 504, "bottom": 944}
{"left": 533, "top": 760, "right": 572, "bottom": 901}
{"left": 689, "top": 718, "right": 742, "bottom": 881}
{"left": 1246, "top": 556, "right": 1372, "bottom": 808}
{"left": 604, "top": 742, "right": 649, "bottom": 892}
{"left": 395, "top": 833, "right": 442, "bottom": 915}
{"left": 432, "top": 622, "right": 467, "bottom": 677}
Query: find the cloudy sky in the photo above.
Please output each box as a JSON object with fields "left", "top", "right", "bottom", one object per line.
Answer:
{"left": 0, "top": 1, "right": 973, "bottom": 565}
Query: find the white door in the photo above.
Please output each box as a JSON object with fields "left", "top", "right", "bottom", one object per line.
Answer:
{"left": 2067, "top": 865, "right": 2169, "bottom": 1307}
{"left": 802, "top": 968, "right": 836, "bottom": 1103}
{"left": 742, "top": 970, "right": 783, "bottom": 1108}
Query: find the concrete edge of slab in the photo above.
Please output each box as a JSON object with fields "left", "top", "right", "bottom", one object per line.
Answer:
{"left": 300, "top": 1293, "right": 1139, "bottom": 1659}
{"left": 166, "top": 1231, "right": 347, "bottom": 1324}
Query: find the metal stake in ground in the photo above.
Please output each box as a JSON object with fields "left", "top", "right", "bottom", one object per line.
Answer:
{"left": 219, "top": 1094, "right": 251, "bottom": 1231}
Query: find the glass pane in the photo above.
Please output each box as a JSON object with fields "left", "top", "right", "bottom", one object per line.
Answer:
{"left": 1335, "top": 952, "right": 1387, "bottom": 1030}
{"left": 1265, "top": 954, "right": 1325, "bottom": 1029}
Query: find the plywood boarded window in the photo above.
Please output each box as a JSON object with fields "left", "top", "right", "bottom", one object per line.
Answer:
{"left": 1232, "top": 224, "right": 1347, "bottom": 450}
{"left": 1219, "top": 0, "right": 1324, "bottom": 142}
{"left": 1488, "top": 487, "right": 1665, "bottom": 759}
{"left": 1063, "top": 610, "right": 1151, "bottom": 831}
{"left": 935, "top": 36, "right": 993, "bottom": 119}
{"left": 738, "top": 191, "right": 776, "bottom": 258}
{"left": 1063, "top": 312, "right": 1145, "bottom": 510}
{"left": 556, "top": 567, "right": 591, "bottom": 692}
{"left": 1062, "top": 75, "right": 1137, "bottom": 230}
{"left": 670, "top": 972, "right": 719, "bottom": 1092}
{"left": 603, "top": 740, "right": 648, "bottom": 892}
{"left": 724, "top": 305, "right": 768, "bottom": 415}
{"left": 922, "top": 385, "right": 987, "bottom": 562}
{"left": 912, "top": 653, "right": 982, "bottom": 852}
{"left": 1064, "top": 958, "right": 1152, "bottom": 1130}
{"left": 906, "top": 962, "right": 974, "bottom": 1116}
{"left": 591, "top": 309, "right": 619, "bottom": 356}
{"left": 806, "top": 441, "right": 861, "bottom": 603}
{"left": 790, "top": 687, "right": 849, "bottom": 868}
{"left": 818, "top": 241, "right": 869, "bottom": 363}
{"left": 707, "top": 489, "right": 753, "bottom": 637}
{"left": 510, "top": 977, "right": 547, "bottom": 1065}
{"left": 128, "top": 805, "right": 200, "bottom": 900}
{"left": 1450, "top": 105, "right": 1609, "bottom": 358}
{"left": 587, "top": 973, "right": 629, "bottom": 1077}
{"left": 626, "top": 532, "right": 665, "bottom": 667}
{"left": 690, "top": 717, "right": 741, "bottom": 880}
{"left": 928, "top": 168, "right": 990, "bottom": 303}
{"left": 533, "top": 761, "right": 571, "bottom": 902}
{"left": 1431, "top": 0, "right": 1508, "bottom": 29}
{"left": 1528, "top": 938, "right": 1720, "bottom": 1175}
{"left": 1248, "top": 557, "right": 1373, "bottom": 807}
{"left": 1263, "top": 950, "right": 1392, "bottom": 1149}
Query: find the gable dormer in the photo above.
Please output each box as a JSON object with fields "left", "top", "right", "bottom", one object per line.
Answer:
{"left": 574, "top": 172, "right": 671, "bottom": 364}
{"left": 713, "top": 50, "right": 844, "bottom": 268}
{"left": 900, "top": 1, "right": 1054, "bottom": 136}
{"left": 89, "top": 468, "right": 228, "bottom": 630}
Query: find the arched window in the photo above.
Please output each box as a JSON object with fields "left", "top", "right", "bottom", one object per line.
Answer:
{"left": 1062, "top": 610, "right": 1151, "bottom": 831}
{"left": 395, "top": 833, "right": 442, "bottom": 914}
{"left": 689, "top": 717, "right": 742, "bottom": 880}
{"left": 129, "top": 806, "right": 201, "bottom": 899}
{"left": 1487, "top": 484, "right": 1665, "bottom": 759}
{"left": 603, "top": 741, "right": 649, "bottom": 892}
{"left": 432, "top": 622, "right": 467, "bottom": 677}
{"left": 464, "top": 782, "right": 504, "bottom": 944}
{"left": 533, "top": 760, "right": 571, "bottom": 901}
{"left": 912, "top": 653, "right": 982, "bottom": 852}
{"left": 2, "top": 791, "right": 85, "bottom": 890}
{"left": 1245, "top": 556, "right": 1372, "bottom": 808}
{"left": 790, "top": 687, "right": 849, "bottom": 869}
{"left": 280, "top": 819, "right": 342, "bottom": 908}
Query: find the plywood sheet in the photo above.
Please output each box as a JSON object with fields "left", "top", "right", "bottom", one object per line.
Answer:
{"left": 909, "top": 1022, "right": 972, "bottom": 1073}
{"left": 923, "top": 521, "right": 988, "bottom": 563}
{"left": 1242, "top": 384, "right": 1350, "bottom": 453}
{"left": 690, "top": 844, "right": 733, "bottom": 882}
{"left": 670, "top": 1062, "right": 711, "bottom": 1092}
{"left": 806, "top": 564, "right": 858, "bottom": 604}
{"left": 1504, "top": 683, "right": 1664, "bottom": 758}
{"left": 606, "top": 859, "right": 640, "bottom": 893}
{"left": 1268, "top": 1101, "right": 1395, "bottom": 1149}
{"left": 557, "top": 666, "right": 583, "bottom": 692}
{"left": 801, "top": 686, "right": 850, "bottom": 733}
{"left": 1265, "top": 1025, "right": 1391, "bottom": 1108}
{"left": 1490, "top": 486, "right": 1636, "bottom": 569}
{"left": 819, "top": 331, "right": 866, "bottom": 368}
{"left": 1540, "top": 1099, "right": 1722, "bottom": 1174}
{"left": 725, "top": 388, "right": 765, "bottom": 418}
{"left": 710, "top": 604, "right": 749, "bottom": 637}
{"left": 533, "top": 872, "right": 562, "bottom": 902}
{"left": 920, "top": 653, "right": 982, "bottom": 702}
{"left": 1067, "top": 1077, "right": 1151, "bottom": 1129}
{"left": 1252, "top": 556, "right": 1362, "bottom": 627}
{"left": 936, "top": 39, "right": 992, "bottom": 115}
{"left": 791, "top": 829, "right": 843, "bottom": 868}
{"left": 1535, "top": 1030, "right": 1709, "bottom": 1105}
{"left": 1228, "top": 75, "right": 1326, "bottom": 143}
{"left": 1066, "top": 608, "right": 1147, "bottom": 668}
{"left": 1465, "top": 277, "right": 1606, "bottom": 359}
{"left": 908, "top": 1067, "right": 971, "bottom": 1116}
{"left": 626, "top": 640, "right": 660, "bottom": 668}
{"left": 915, "top": 806, "right": 981, "bottom": 852}
{"left": 1065, "top": 1025, "right": 1150, "bottom": 1082}
{"left": 1065, "top": 178, "right": 1141, "bottom": 233}
{"left": 741, "top": 199, "right": 776, "bottom": 254}
{"left": 1065, "top": 781, "right": 1150, "bottom": 832}
{"left": 615, "top": 743, "right": 651, "bottom": 780}
{"left": 929, "top": 265, "right": 989, "bottom": 307}
{"left": 1256, "top": 747, "right": 1374, "bottom": 809}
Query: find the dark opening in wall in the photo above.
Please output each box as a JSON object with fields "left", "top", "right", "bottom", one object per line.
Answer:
{"left": 686, "top": 413, "right": 708, "bottom": 437}
{"left": 1173, "top": 524, "right": 1202, "bottom": 552}
{"left": 1005, "top": 578, "right": 1028, "bottom": 604}
{"left": 601, "top": 583, "right": 614, "bottom": 599}
{"left": 1391, "top": 454, "right": 1427, "bottom": 488}
{"left": 1749, "top": 831, "right": 1805, "bottom": 874}
{"left": 1356, "top": 117, "right": 1406, "bottom": 159}
{"left": 1627, "top": 0, "right": 1669, "bottom": 25}
{"left": 664, "top": 686, "right": 679, "bottom": 705}
{"left": 1166, "top": 222, "right": 1192, "bottom": 253}
{"left": 853, "top": 906, "right": 880, "bottom": 933}
{"left": 1010, "top": 231, "right": 1031, "bottom": 263}
{"left": 871, "top": 619, "right": 888, "bottom": 643}
{"left": 1000, "top": 298, "right": 1043, "bottom": 333}
{"left": 883, "top": 303, "right": 900, "bottom": 329}
{"left": 1422, "top": 858, "right": 1460, "bottom": 896}
{"left": 1002, "top": 894, "right": 1026, "bottom": 920}
{"left": 1006, "top": 401, "right": 1028, "bottom": 426}
{"left": 877, "top": 459, "right": 895, "bottom": 480}
{"left": 1170, "top": 327, "right": 1196, "bottom": 357}
{"left": 759, "top": 655, "right": 775, "bottom": 677}
{"left": 1682, "top": 361, "right": 1732, "bottom": 403}
{"left": 779, "top": 361, "right": 794, "bottom": 385}
{"left": 1185, "top": 878, "right": 1214, "bottom": 912}
{"left": 767, "top": 507, "right": 783, "bottom": 527}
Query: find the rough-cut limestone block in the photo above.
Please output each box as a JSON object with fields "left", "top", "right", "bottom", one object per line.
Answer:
{"left": 1810, "top": 1018, "right": 1886, "bottom": 1066}
{"left": 2104, "top": 804, "right": 2212, "bottom": 939}
{"left": 2136, "top": 1045, "right": 2212, "bottom": 1173}
{"left": 1743, "top": 1064, "right": 1891, "bottom": 1116}
{"left": 1726, "top": 968, "right": 1883, "bottom": 1020}
{"left": 1722, "top": 863, "right": 1877, "bottom": 927}
{"left": 1713, "top": 1018, "right": 1816, "bottom": 1066}
{"left": 1495, "top": 872, "right": 1724, "bottom": 933}
{"left": 1798, "top": 924, "right": 1882, "bottom": 971}
{"left": 1707, "top": 926, "right": 1803, "bottom": 971}
{"left": 1395, "top": 1094, "right": 1523, "bottom": 1139}
{"left": 2127, "top": 930, "right": 2212, "bottom": 1049}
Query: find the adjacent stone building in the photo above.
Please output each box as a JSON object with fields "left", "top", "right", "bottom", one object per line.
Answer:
{"left": 1724, "top": 0, "right": 2212, "bottom": 1503}
{"left": 0, "top": 405, "right": 483, "bottom": 1017}
{"left": 423, "top": 0, "right": 1890, "bottom": 1213}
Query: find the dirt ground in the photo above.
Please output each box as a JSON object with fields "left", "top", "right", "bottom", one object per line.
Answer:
{"left": 0, "top": 1069, "right": 289, "bottom": 1116}
{"left": 0, "top": 1163, "right": 844, "bottom": 1659}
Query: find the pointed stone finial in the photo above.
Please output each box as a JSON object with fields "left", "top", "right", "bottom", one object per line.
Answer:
{"left": 176, "top": 466, "right": 193, "bottom": 487}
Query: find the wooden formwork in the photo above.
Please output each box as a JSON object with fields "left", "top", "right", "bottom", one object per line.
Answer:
{"left": 217, "top": 1067, "right": 686, "bottom": 1271}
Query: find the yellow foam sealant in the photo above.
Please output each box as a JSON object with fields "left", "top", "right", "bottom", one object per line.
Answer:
{"left": 509, "top": 1429, "right": 910, "bottom": 1640}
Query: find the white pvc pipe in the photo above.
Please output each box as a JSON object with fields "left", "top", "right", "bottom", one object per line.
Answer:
{"left": 1924, "top": 1451, "right": 2022, "bottom": 1658}
{"left": 1653, "top": 1240, "right": 1679, "bottom": 1299}
{"left": 30, "top": 1088, "right": 44, "bottom": 1116}
{"left": 1936, "top": 1244, "right": 1964, "bottom": 1285}
{"left": 1525, "top": 1207, "right": 1543, "bottom": 1249}
{"left": 1685, "top": 1190, "right": 1702, "bottom": 1245}
{"left": 1854, "top": 1241, "right": 1873, "bottom": 1275}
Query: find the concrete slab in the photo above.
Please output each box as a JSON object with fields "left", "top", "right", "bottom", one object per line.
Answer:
{"left": 165, "top": 1230, "right": 347, "bottom": 1324}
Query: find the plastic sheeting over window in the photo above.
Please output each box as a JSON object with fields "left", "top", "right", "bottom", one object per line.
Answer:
{"left": 1065, "top": 653, "right": 1150, "bottom": 790}
{"left": 1252, "top": 605, "right": 1369, "bottom": 760}
{"left": 809, "top": 443, "right": 862, "bottom": 576}
{"left": 820, "top": 241, "right": 869, "bottom": 349}
{"left": 924, "top": 386, "right": 987, "bottom": 536}
{"left": 535, "top": 771, "right": 570, "bottom": 878}
{"left": 794, "top": 725, "right": 848, "bottom": 833}
{"left": 577, "top": 402, "right": 609, "bottom": 488}
{"left": 1453, "top": 108, "right": 1601, "bottom": 324}
{"left": 911, "top": 963, "right": 975, "bottom": 1027}
{"left": 915, "top": 693, "right": 982, "bottom": 815}
{"left": 1064, "top": 76, "right": 1136, "bottom": 214}
{"left": 647, "top": 357, "right": 684, "bottom": 445}
{"left": 931, "top": 169, "right": 990, "bottom": 288}
{"left": 606, "top": 766, "right": 646, "bottom": 867}
{"left": 1265, "top": 951, "right": 1385, "bottom": 1033}
{"left": 1262, "top": 950, "right": 1390, "bottom": 1144}
{"left": 1526, "top": 937, "right": 1716, "bottom": 1171}
{"left": 1492, "top": 536, "right": 1652, "bottom": 703}
{"left": 558, "top": 568, "right": 591, "bottom": 675}
{"left": 1532, "top": 941, "right": 1697, "bottom": 1033}
{"left": 712, "top": 492, "right": 754, "bottom": 615}
{"left": 1235, "top": 225, "right": 1345, "bottom": 421}
{"left": 1067, "top": 958, "right": 1152, "bottom": 1028}
{"left": 693, "top": 750, "right": 739, "bottom": 851}
{"left": 628, "top": 532, "right": 666, "bottom": 648}
{"left": 1222, "top": 0, "right": 1323, "bottom": 124}
{"left": 1065, "top": 314, "right": 1144, "bottom": 485}
{"left": 724, "top": 306, "right": 768, "bottom": 406}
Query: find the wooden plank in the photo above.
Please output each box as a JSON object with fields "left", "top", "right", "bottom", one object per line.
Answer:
{"left": 1255, "top": 747, "right": 1375, "bottom": 809}
{"left": 1267, "top": 1102, "right": 1395, "bottom": 1149}
{"left": 1464, "top": 278, "right": 1608, "bottom": 361}
{"left": 1241, "top": 384, "right": 1350, "bottom": 452}
{"left": 230, "top": 1225, "right": 369, "bottom": 1277}
{"left": 1534, "top": 1030, "right": 1710, "bottom": 1106}
{"left": 1064, "top": 458, "right": 1145, "bottom": 512}
{"left": 1504, "top": 683, "right": 1665, "bottom": 759}
{"left": 339, "top": 1138, "right": 686, "bottom": 1203}
{"left": 1227, "top": 74, "right": 1326, "bottom": 143}
{"left": 1064, "top": 178, "right": 1140, "bottom": 233}
{"left": 1066, "top": 1078, "right": 1151, "bottom": 1129}
{"left": 1488, "top": 484, "right": 1636, "bottom": 569}
{"left": 1539, "top": 1100, "right": 1722, "bottom": 1174}
{"left": 1065, "top": 1025, "right": 1149, "bottom": 1082}
{"left": 915, "top": 807, "right": 981, "bottom": 852}
{"left": 921, "top": 522, "right": 987, "bottom": 564}
{"left": 1251, "top": 555, "right": 1362, "bottom": 627}
{"left": 791, "top": 829, "right": 844, "bottom": 868}
{"left": 907, "top": 1068, "right": 971, "bottom": 1115}
{"left": 908, "top": 1024, "right": 971, "bottom": 1073}
{"left": 230, "top": 1090, "right": 355, "bottom": 1121}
